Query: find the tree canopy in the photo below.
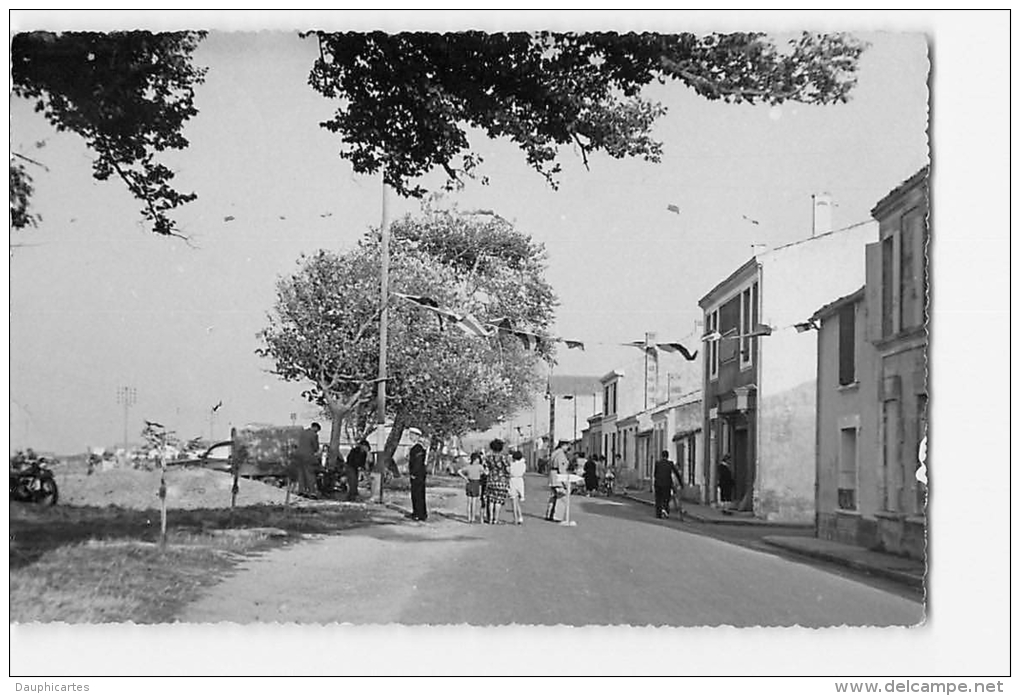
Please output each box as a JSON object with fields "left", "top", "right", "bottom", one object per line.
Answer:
{"left": 10, "top": 30, "right": 207, "bottom": 238}
{"left": 305, "top": 31, "right": 867, "bottom": 197}
{"left": 258, "top": 210, "right": 556, "bottom": 461}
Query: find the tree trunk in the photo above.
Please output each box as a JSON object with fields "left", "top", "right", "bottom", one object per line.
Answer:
{"left": 327, "top": 409, "right": 345, "bottom": 469}
{"left": 381, "top": 417, "right": 405, "bottom": 477}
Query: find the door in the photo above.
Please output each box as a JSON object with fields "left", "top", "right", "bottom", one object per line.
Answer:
{"left": 732, "top": 426, "right": 750, "bottom": 504}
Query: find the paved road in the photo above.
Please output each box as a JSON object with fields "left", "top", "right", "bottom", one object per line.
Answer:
{"left": 182, "top": 475, "right": 924, "bottom": 626}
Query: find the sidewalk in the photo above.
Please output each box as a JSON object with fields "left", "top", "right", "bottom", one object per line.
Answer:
{"left": 619, "top": 487, "right": 812, "bottom": 528}
{"left": 760, "top": 535, "right": 926, "bottom": 590}
{"left": 619, "top": 487, "right": 926, "bottom": 590}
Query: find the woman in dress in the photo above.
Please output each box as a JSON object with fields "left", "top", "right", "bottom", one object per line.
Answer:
{"left": 483, "top": 439, "right": 511, "bottom": 524}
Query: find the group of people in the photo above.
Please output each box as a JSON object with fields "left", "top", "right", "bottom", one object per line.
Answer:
{"left": 292, "top": 421, "right": 374, "bottom": 503}
{"left": 457, "top": 439, "right": 527, "bottom": 524}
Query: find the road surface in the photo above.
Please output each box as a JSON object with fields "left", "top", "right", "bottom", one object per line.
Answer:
{"left": 181, "top": 475, "right": 924, "bottom": 626}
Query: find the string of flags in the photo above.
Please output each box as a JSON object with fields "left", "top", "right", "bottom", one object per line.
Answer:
{"left": 392, "top": 292, "right": 700, "bottom": 361}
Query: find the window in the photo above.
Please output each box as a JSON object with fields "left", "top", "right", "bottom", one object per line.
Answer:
{"left": 719, "top": 296, "right": 740, "bottom": 363}
{"left": 708, "top": 309, "right": 719, "bottom": 379}
{"left": 611, "top": 383, "right": 617, "bottom": 414}
{"left": 603, "top": 386, "right": 610, "bottom": 415}
{"left": 881, "top": 235, "right": 895, "bottom": 337}
{"left": 687, "top": 434, "right": 696, "bottom": 485}
{"left": 838, "top": 427, "right": 858, "bottom": 510}
{"left": 901, "top": 209, "right": 924, "bottom": 331}
{"left": 838, "top": 303, "right": 856, "bottom": 386}
{"left": 740, "top": 286, "right": 752, "bottom": 366}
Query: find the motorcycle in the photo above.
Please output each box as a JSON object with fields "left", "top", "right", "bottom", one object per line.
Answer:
{"left": 9, "top": 455, "right": 59, "bottom": 505}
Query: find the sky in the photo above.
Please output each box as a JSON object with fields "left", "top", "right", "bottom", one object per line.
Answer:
{"left": 5, "top": 8, "right": 1013, "bottom": 680}
{"left": 7, "top": 16, "right": 933, "bottom": 456}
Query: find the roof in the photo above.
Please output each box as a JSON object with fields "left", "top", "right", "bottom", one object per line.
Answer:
{"left": 811, "top": 286, "right": 866, "bottom": 321}
{"left": 600, "top": 369, "right": 625, "bottom": 384}
{"left": 699, "top": 256, "right": 758, "bottom": 308}
{"left": 547, "top": 374, "right": 603, "bottom": 397}
{"left": 870, "top": 166, "right": 929, "bottom": 219}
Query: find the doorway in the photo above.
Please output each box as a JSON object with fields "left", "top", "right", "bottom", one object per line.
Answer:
{"left": 732, "top": 425, "right": 750, "bottom": 504}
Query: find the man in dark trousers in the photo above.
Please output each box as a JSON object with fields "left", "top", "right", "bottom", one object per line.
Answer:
{"left": 345, "top": 440, "right": 369, "bottom": 502}
{"left": 294, "top": 422, "right": 321, "bottom": 497}
{"left": 408, "top": 431, "right": 428, "bottom": 521}
{"left": 653, "top": 450, "right": 683, "bottom": 519}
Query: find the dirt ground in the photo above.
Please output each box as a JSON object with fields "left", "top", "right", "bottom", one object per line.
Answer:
{"left": 52, "top": 465, "right": 293, "bottom": 509}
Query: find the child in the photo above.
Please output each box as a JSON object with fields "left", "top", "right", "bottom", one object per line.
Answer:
{"left": 508, "top": 450, "right": 527, "bottom": 525}
{"left": 458, "top": 452, "right": 485, "bottom": 523}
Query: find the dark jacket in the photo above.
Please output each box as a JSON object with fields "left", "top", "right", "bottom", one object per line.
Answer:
{"left": 347, "top": 446, "right": 367, "bottom": 471}
{"left": 296, "top": 428, "right": 320, "bottom": 463}
{"left": 653, "top": 458, "right": 680, "bottom": 488}
{"left": 408, "top": 443, "right": 427, "bottom": 481}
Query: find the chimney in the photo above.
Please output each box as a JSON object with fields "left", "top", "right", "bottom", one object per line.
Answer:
{"left": 812, "top": 192, "right": 834, "bottom": 236}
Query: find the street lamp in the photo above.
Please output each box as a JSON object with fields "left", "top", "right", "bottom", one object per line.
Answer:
{"left": 561, "top": 394, "right": 577, "bottom": 445}
{"left": 116, "top": 386, "right": 137, "bottom": 451}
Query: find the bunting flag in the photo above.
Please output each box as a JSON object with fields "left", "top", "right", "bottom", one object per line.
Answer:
{"left": 515, "top": 330, "right": 544, "bottom": 352}
{"left": 488, "top": 317, "right": 515, "bottom": 333}
{"left": 747, "top": 323, "right": 774, "bottom": 337}
{"left": 666, "top": 204, "right": 681, "bottom": 215}
{"left": 454, "top": 313, "right": 493, "bottom": 338}
{"left": 393, "top": 292, "right": 460, "bottom": 330}
{"left": 624, "top": 340, "right": 658, "bottom": 356}
{"left": 564, "top": 340, "right": 585, "bottom": 351}
{"left": 794, "top": 319, "right": 820, "bottom": 333}
{"left": 656, "top": 342, "right": 698, "bottom": 361}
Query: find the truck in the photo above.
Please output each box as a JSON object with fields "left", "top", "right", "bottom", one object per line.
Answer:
{"left": 185, "top": 425, "right": 305, "bottom": 488}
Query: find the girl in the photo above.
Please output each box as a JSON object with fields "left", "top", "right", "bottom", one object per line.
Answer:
{"left": 508, "top": 450, "right": 527, "bottom": 525}
{"left": 458, "top": 452, "right": 485, "bottom": 523}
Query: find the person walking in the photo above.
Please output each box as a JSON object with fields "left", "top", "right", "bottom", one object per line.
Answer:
{"left": 408, "top": 432, "right": 428, "bottom": 521}
{"left": 582, "top": 453, "right": 599, "bottom": 497}
{"left": 294, "top": 422, "right": 321, "bottom": 497}
{"left": 717, "top": 454, "right": 735, "bottom": 507}
{"left": 458, "top": 451, "right": 485, "bottom": 523}
{"left": 653, "top": 450, "right": 683, "bottom": 519}
{"left": 483, "top": 439, "right": 511, "bottom": 524}
{"left": 508, "top": 450, "right": 527, "bottom": 525}
{"left": 544, "top": 440, "right": 570, "bottom": 521}
{"left": 345, "top": 439, "right": 369, "bottom": 502}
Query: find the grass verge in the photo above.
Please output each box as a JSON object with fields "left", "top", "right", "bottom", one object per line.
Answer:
{"left": 9, "top": 502, "right": 378, "bottom": 623}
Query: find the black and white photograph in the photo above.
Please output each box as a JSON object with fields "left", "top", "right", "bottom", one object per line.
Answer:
{"left": 7, "top": 9, "right": 1010, "bottom": 685}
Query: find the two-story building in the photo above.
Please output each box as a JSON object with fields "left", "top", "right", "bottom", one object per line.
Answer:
{"left": 814, "top": 168, "right": 928, "bottom": 558}
{"left": 699, "top": 197, "right": 879, "bottom": 522}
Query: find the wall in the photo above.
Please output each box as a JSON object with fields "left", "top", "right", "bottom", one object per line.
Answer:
{"left": 759, "top": 221, "right": 879, "bottom": 395}
{"left": 672, "top": 399, "right": 704, "bottom": 502}
{"left": 815, "top": 297, "right": 881, "bottom": 547}
{"left": 757, "top": 379, "right": 817, "bottom": 522}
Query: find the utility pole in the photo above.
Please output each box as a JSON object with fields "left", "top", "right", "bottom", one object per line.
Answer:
{"left": 372, "top": 166, "right": 391, "bottom": 503}
{"left": 116, "top": 386, "right": 137, "bottom": 451}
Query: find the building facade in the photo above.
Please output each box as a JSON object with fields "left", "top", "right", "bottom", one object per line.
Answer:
{"left": 866, "top": 167, "right": 929, "bottom": 558}
{"left": 699, "top": 204, "right": 879, "bottom": 522}
{"left": 813, "top": 288, "right": 880, "bottom": 545}
{"left": 813, "top": 167, "right": 928, "bottom": 559}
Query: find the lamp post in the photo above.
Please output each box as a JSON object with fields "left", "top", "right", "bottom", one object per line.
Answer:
{"left": 116, "top": 386, "right": 137, "bottom": 451}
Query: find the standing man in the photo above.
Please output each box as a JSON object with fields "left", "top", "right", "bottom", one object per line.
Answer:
{"left": 295, "top": 422, "right": 322, "bottom": 497}
{"left": 544, "top": 440, "right": 570, "bottom": 521}
{"left": 345, "top": 439, "right": 369, "bottom": 502}
{"left": 408, "top": 431, "right": 428, "bottom": 521}
{"left": 653, "top": 450, "right": 683, "bottom": 519}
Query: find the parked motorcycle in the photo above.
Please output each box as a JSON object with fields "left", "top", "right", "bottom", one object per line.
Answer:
{"left": 9, "top": 453, "right": 59, "bottom": 505}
